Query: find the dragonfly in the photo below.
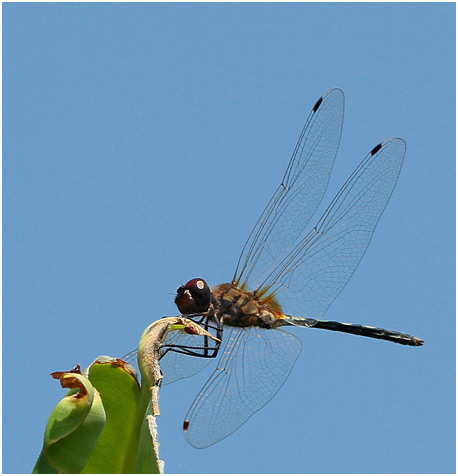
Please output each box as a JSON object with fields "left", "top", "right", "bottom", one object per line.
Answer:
{"left": 124, "top": 88, "right": 423, "bottom": 449}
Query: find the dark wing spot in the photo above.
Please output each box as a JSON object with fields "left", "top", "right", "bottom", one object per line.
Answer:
{"left": 183, "top": 420, "right": 190, "bottom": 431}
{"left": 370, "top": 143, "right": 383, "bottom": 155}
{"left": 313, "top": 96, "right": 323, "bottom": 112}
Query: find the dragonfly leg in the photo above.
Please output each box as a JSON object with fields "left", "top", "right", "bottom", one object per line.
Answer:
{"left": 160, "top": 343, "right": 221, "bottom": 359}
{"left": 159, "top": 314, "right": 224, "bottom": 359}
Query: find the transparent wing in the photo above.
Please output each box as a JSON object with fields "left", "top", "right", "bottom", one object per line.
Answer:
{"left": 121, "top": 320, "right": 219, "bottom": 385}
{"left": 258, "top": 138, "right": 406, "bottom": 318}
{"left": 234, "top": 88, "right": 345, "bottom": 291}
{"left": 183, "top": 326, "right": 302, "bottom": 448}
{"left": 160, "top": 329, "right": 219, "bottom": 384}
{"left": 122, "top": 349, "right": 140, "bottom": 368}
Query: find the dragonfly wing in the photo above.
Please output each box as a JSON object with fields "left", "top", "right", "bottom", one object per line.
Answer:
{"left": 260, "top": 138, "right": 406, "bottom": 318}
{"left": 234, "top": 89, "right": 344, "bottom": 291}
{"left": 122, "top": 349, "right": 140, "bottom": 368}
{"left": 160, "top": 329, "right": 219, "bottom": 384}
{"left": 183, "top": 326, "right": 302, "bottom": 448}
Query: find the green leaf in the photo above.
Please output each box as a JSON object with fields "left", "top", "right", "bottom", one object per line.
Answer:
{"left": 33, "top": 370, "right": 106, "bottom": 474}
{"left": 34, "top": 317, "right": 219, "bottom": 473}
{"left": 81, "top": 356, "right": 159, "bottom": 474}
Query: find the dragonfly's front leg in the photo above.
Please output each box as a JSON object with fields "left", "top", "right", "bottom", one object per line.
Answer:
{"left": 159, "top": 314, "right": 224, "bottom": 359}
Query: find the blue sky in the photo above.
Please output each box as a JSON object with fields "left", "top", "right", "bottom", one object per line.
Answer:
{"left": 3, "top": 3, "right": 455, "bottom": 474}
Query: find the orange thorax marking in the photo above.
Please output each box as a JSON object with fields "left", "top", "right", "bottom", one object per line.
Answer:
{"left": 211, "top": 282, "right": 285, "bottom": 328}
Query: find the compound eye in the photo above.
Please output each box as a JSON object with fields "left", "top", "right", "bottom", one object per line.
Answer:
{"left": 175, "top": 278, "right": 211, "bottom": 314}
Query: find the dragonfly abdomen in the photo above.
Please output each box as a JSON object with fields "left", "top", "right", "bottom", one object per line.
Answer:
{"left": 282, "top": 316, "right": 423, "bottom": 346}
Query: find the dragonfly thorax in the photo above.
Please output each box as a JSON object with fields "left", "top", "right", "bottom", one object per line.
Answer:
{"left": 210, "top": 282, "right": 284, "bottom": 329}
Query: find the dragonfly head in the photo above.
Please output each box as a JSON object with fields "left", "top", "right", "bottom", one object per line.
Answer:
{"left": 175, "top": 278, "right": 211, "bottom": 314}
